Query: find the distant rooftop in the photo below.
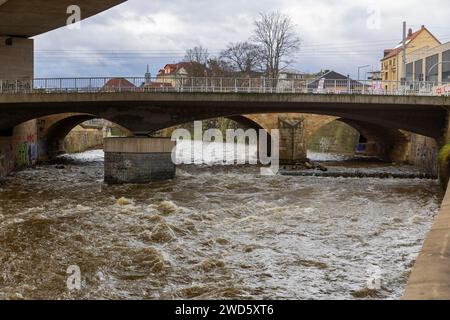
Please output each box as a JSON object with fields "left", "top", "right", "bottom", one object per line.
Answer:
{"left": 381, "top": 25, "right": 441, "bottom": 61}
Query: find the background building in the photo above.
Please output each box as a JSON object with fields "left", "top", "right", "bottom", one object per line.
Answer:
{"left": 406, "top": 41, "right": 450, "bottom": 85}
{"left": 156, "top": 62, "right": 209, "bottom": 87}
{"left": 307, "top": 70, "right": 362, "bottom": 93}
{"left": 381, "top": 26, "right": 441, "bottom": 91}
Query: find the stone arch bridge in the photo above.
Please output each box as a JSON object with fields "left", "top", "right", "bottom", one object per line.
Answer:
{"left": 0, "top": 92, "right": 449, "bottom": 177}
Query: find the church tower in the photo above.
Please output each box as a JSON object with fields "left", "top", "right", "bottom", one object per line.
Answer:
{"left": 145, "top": 64, "right": 151, "bottom": 84}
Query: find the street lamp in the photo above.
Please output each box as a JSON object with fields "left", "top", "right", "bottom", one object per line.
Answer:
{"left": 358, "top": 65, "right": 371, "bottom": 82}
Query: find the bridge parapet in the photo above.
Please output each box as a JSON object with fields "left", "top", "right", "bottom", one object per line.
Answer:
{"left": 0, "top": 77, "right": 449, "bottom": 97}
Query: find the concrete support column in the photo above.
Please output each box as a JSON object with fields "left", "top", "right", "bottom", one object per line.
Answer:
{"left": 104, "top": 137, "right": 176, "bottom": 184}
{"left": 0, "top": 37, "right": 33, "bottom": 80}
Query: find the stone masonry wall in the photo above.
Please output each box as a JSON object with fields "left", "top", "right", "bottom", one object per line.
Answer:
{"left": 104, "top": 152, "right": 175, "bottom": 184}
{"left": 0, "top": 119, "right": 39, "bottom": 178}
{"left": 64, "top": 125, "right": 104, "bottom": 154}
{"left": 307, "top": 121, "right": 360, "bottom": 155}
{"left": 409, "top": 134, "right": 438, "bottom": 176}
{"left": 0, "top": 136, "right": 13, "bottom": 179}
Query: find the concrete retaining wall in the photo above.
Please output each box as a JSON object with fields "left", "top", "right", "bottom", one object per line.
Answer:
{"left": 404, "top": 184, "right": 450, "bottom": 299}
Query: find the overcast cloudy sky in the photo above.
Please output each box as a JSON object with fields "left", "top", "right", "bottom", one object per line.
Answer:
{"left": 34, "top": 0, "right": 450, "bottom": 79}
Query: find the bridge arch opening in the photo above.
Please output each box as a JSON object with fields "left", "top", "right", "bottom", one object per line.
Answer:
{"left": 306, "top": 118, "right": 411, "bottom": 163}
{"left": 307, "top": 119, "right": 362, "bottom": 161}
{"left": 9, "top": 107, "right": 439, "bottom": 177}
{"left": 153, "top": 115, "right": 267, "bottom": 137}
{"left": 41, "top": 113, "right": 131, "bottom": 160}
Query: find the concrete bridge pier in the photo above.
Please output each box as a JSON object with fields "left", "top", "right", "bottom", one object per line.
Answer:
{"left": 0, "top": 36, "right": 34, "bottom": 81}
{"left": 104, "top": 137, "right": 176, "bottom": 184}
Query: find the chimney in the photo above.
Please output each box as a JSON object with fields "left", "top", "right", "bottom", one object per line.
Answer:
{"left": 421, "top": 25, "right": 425, "bottom": 29}
{"left": 408, "top": 28, "right": 413, "bottom": 37}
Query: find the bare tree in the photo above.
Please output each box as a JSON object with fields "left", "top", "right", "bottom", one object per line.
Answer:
{"left": 184, "top": 46, "right": 209, "bottom": 65}
{"left": 221, "top": 42, "right": 261, "bottom": 74}
{"left": 207, "top": 57, "right": 234, "bottom": 76}
{"left": 252, "top": 11, "right": 301, "bottom": 79}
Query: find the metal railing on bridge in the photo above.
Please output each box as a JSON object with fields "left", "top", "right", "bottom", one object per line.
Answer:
{"left": 0, "top": 76, "right": 449, "bottom": 96}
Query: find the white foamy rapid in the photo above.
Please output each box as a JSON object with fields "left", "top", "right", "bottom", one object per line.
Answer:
{"left": 0, "top": 147, "right": 442, "bottom": 300}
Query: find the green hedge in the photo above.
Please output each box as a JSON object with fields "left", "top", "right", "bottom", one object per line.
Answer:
{"left": 438, "top": 144, "right": 450, "bottom": 189}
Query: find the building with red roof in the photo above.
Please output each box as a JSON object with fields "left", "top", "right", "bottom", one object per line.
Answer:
{"left": 380, "top": 25, "right": 441, "bottom": 90}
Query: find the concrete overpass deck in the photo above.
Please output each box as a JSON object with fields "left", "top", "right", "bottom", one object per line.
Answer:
{"left": 0, "top": 0, "right": 126, "bottom": 37}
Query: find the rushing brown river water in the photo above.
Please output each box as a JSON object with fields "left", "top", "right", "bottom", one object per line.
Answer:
{"left": 0, "top": 149, "right": 443, "bottom": 300}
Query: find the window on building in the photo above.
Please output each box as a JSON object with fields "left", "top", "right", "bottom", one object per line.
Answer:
{"left": 426, "top": 54, "right": 439, "bottom": 83}
{"left": 406, "top": 63, "right": 414, "bottom": 82}
{"left": 443, "top": 50, "right": 450, "bottom": 83}
{"left": 414, "top": 60, "right": 423, "bottom": 81}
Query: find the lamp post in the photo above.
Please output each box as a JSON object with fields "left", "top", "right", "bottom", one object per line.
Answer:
{"left": 358, "top": 65, "right": 370, "bottom": 82}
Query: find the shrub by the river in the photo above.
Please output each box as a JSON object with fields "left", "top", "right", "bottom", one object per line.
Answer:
{"left": 438, "top": 143, "right": 450, "bottom": 189}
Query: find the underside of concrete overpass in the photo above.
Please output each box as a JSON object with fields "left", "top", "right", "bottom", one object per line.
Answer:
{"left": 0, "top": 0, "right": 126, "bottom": 37}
